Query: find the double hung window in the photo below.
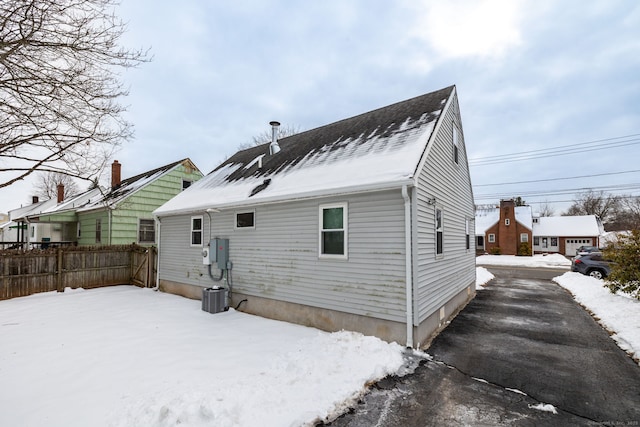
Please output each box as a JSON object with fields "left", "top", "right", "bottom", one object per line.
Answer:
{"left": 319, "top": 203, "right": 347, "bottom": 258}
{"left": 191, "top": 216, "right": 203, "bottom": 246}
{"left": 436, "top": 208, "right": 443, "bottom": 255}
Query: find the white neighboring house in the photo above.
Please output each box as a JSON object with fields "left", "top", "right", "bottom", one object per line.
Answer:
{"left": 4, "top": 197, "right": 58, "bottom": 249}
{"left": 475, "top": 200, "right": 604, "bottom": 256}
{"left": 532, "top": 215, "right": 604, "bottom": 255}
{"left": 154, "top": 85, "right": 476, "bottom": 348}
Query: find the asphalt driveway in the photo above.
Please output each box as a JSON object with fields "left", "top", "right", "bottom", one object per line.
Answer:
{"left": 323, "top": 268, "right": 640, "bottom": 426}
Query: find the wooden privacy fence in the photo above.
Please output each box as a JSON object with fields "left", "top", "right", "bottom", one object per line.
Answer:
{"left": 0, "top": 244, "right": 157, "bottom": 301}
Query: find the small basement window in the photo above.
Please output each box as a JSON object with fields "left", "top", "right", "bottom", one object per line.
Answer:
{"left": 319, "top": 203, "right": 347, "bottom": 259}
{"left": 236, "top": 211, "right": 255, "bottom": 229}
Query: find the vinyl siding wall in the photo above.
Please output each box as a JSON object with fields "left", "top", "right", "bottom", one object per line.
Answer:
{"left": 414, "top": 92, "right": 476, "bottom": 324}
{"left": 77, "top": 210, "right": 109, "bottom": 245}
{"left": 108, "top": 164, "right": 203, "bottom": 245}
{"left": 158, "top": 190, "right": 409, "bottom": 322}
{"left": 78, "top": 164, "right": 203, "bottom": 246}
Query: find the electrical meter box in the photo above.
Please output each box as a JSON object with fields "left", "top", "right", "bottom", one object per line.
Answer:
{"left": 210, "top": 238, "right": 229, "bottom": 270}
{"left": 202, "top": 246, "right": 211, "bottom": 265}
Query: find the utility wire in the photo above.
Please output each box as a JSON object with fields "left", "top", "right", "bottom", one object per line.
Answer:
{"left": 473, "top": 169, "right": 640, "bottom": 187}
{"left": 469, "top": 134, "right": 640, "bottom": 166}
{"left": 474, "top": 185, "right": 640, "bottom": 201}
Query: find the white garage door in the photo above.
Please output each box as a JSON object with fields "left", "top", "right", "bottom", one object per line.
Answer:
{"left": 565, "top": 238, "right": 593, "bottom": 256}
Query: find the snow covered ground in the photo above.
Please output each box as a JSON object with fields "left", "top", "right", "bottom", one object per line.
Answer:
{"left": 476, "top": 253, "right": 571, "bottom": 268}
{"left": 553, "top": 272, "right": 639, "bottom": 364}
{"left": 0, "top": 287, "right": 407, "bottom": 427}
{"left": 476, "top": 254, "right": 639, "bottom": 364}
{"left": 1, "top": 258, "right": 636, "bottom": 426}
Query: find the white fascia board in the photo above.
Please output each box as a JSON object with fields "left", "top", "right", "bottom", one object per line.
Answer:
{"left": 154, "top": 178, "right": 415, "bottom": 218}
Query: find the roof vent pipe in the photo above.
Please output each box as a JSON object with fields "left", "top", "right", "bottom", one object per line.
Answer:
{"left": 269, "top": 121, "right": 281, "bottom": 155}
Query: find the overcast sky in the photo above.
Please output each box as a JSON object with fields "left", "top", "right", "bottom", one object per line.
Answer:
{"left": 2, "top": 0, "right": 639, "bottom": 216}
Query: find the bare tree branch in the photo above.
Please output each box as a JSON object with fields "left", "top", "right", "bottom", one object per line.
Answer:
{"left": 563, "top": 190, "right": 620, "bottom": 223}
{"left": 237, "top": 124, "right": 302, "bottom": 151}
{"left": 0, "top": 0, "right": 150, "bottom": 189}
{"left": 32, "top": 171, "right": 80, "bottom": 199}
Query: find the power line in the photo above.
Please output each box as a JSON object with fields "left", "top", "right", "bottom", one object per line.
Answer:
{"left": 473, "top": 169, "right": 640, "bottom": 187}
{"left": 474, "top": 185, "right": 640, "bottom": 201}
{"left": 469, "top": 134, "right": 640, "bottom": 166}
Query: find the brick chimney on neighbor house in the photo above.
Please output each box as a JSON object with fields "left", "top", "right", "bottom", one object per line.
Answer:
{"left": 111, "top": 160, "right": 122, "bottom": 189}
{"left": 57, "top": 184, "right": 64, "bottom": 203}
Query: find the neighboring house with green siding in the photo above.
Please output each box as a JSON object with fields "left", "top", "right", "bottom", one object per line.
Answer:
{"left": 28, "top": 159, "right": 202, "bottom": 246}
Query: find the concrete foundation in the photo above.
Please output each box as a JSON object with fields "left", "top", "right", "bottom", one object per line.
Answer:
{"left": 159, "top": 279, "right": 475, "bottom": 349}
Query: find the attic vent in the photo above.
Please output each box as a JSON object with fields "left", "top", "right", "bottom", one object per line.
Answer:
{"left": 269, "top": 121, "right": 281, "bottom": 155}
{"left": 249, "top": 179, "right": 271, "bottom": 197}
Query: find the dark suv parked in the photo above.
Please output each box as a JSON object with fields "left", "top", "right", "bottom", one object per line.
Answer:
{"left": 571, "top": 253, "right": 612, "bottom": 280}
{"left": 576, "top": 245, "right": 599, "bottom": 256}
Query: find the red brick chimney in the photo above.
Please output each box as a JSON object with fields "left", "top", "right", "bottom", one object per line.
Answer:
{"left": 111, "top": 160, "right": 122, "bottom": 189}
{"left": 57, "top": 184, "right": 64, "bottom": 203}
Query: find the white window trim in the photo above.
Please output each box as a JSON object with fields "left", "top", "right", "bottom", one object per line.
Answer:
{"left": 488, "top": 233, "right": 496, "bottom": 243}
{"left": 453, "top": 125, "right": 460, "bottom": 165}
{"left": 234, "top": 210, "right": 256, "bottom": 230}
{"left": 95, "top": 218, "right": 102, "bottom": 243}
{"left": 138, "top": 218, "right": 156, "bottom": 244}
{"left": 435, "top": 207, "right": 444, "bottom": 257}
{"left": 190, "top": 215, "right": 203, "bottom": 247}
{"left": 520, "top": 233, "right": 528, "bottom": 243}
{"left": 318, "top": 202, "right": 348, "bottom": 260}
{"left": 505, "top": 218, "right": 510, "bottom": 226}
{"left": 465, "top": 218, "right": 470, "bottom": 251}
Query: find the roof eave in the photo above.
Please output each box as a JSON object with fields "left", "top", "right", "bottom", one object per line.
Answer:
{"left": 154, "top": 178, "right": 415, "bottom": 218}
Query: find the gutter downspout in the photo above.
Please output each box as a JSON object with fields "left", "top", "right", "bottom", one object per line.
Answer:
{"left": 402, "top": 185, "right": 414, "bottom": 348}
{"left": 154, "top": 216, "right": 161, "bottom": 291}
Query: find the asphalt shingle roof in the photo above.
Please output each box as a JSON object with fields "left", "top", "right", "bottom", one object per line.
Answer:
{"left": 155, "top": 86, "right": 455, "bottom": 216}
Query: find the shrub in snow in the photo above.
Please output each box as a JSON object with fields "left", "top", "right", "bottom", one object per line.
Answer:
{"left": 517, "top": 242, "right": 532, "bottom": 256}
{"left": 603, "top": 229, "right": 640, "bottom": 300}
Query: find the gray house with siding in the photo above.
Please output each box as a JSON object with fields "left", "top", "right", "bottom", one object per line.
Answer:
{"left": 154, "top": 85, "right": 475, "bottom": 348}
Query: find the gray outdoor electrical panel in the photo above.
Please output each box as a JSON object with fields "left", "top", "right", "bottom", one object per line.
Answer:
{"left": 214, "top": 238, "right": 229, "bottom": 270}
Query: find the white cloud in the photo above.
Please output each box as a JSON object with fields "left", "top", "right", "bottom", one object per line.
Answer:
{"left": 408, "top": 0, "right": 525, "bottom": 60}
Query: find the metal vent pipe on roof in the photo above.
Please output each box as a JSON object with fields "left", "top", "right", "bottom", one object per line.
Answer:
{"left": 269, "top": 121, "right": 281, "bottom": 155}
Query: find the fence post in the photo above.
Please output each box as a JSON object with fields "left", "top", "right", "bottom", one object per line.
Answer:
{"left": 56, "top": 247, "right": 64, "bottom": 293}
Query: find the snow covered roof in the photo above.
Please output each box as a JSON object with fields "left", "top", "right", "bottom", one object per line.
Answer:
{"left": 533, "top": 215, "right": 603, "bottom": 237}
{"left": 33, "top": 188, "right": 105, "bottom": 217}
{"left": 77, "top": 159, "right": 193, "bottom": 212}
{"left": 475, "top": 208, "right": 499, "bottom": 234}
{"left": 474, "top": 205, "right": 533, "bottom": 234}
{"left": 9, "top": 198, "right": 58, "bottom": 221}
{"left": 155, "top": 86, "right": 455, "bottom": 216}
{"left": 515, "top": 206, "right": 533, "bottom": 229}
